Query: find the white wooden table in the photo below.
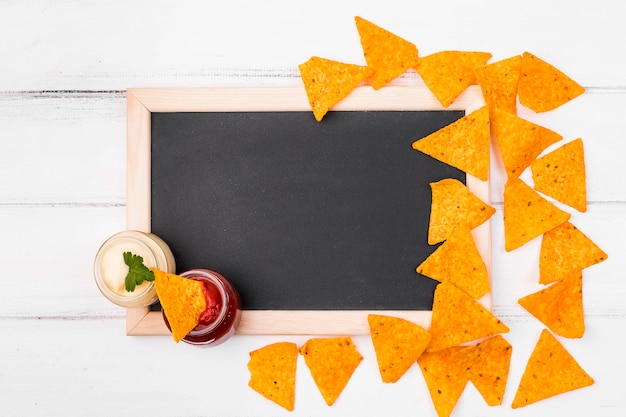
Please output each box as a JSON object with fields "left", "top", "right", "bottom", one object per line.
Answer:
{"left": 1, "top": 1, "right": 624, "bottom": 416}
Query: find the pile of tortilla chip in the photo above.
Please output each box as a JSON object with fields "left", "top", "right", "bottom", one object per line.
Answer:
{"left": 288, "top": 15, "right": 607, "bottom": 413}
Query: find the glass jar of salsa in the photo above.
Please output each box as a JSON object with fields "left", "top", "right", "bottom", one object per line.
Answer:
{"left": 163, "top": 268, "right": 242, "bottom": 346}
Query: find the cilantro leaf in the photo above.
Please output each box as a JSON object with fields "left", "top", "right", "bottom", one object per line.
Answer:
{"left": 123, "top": 251, "right": 155, "bottom": 292}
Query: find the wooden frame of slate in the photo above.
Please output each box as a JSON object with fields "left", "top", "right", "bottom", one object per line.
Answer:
{"left": 125, "top": 86, "right": 490, "bottom": 336}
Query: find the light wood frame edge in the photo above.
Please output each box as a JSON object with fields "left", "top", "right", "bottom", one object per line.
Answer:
{"left": 125, "top": 85, "right": 490, "bottom": 336}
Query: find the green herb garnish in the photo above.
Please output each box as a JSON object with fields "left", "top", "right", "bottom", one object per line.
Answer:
{"left": 123, "top": 251, "right": 155, "bottom": 292}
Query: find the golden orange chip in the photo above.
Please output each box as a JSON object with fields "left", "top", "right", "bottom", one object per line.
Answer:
{"left": 368, "top": 314, "right": 431, "bottom": 383}
{"left": 474, "top": 55, "right": 522, "bottom": 116}
{"left": 531, "top": 138, "right": 587, "bottom": 212}
{"left": 299, "top": 337, "right": 363, "bottom": 406}
{"left": 493, "top": 108, "right": 563, "bottom": 178}
{"left": 417, "top": 225, "right": 490, "bottom": 299}
{"left": 428, "top": 178, "right": 496, "bottom": 245}
{"left": 417, "top": 346, "right": 468, "bottom": 417}
{"left": 519, "top": 273, "right": 585, "bottom": 338}
{"left": 512, "top": 329, "right": 594, "bottom": 409}
{"left": 248, "top": 342, "right": 298, "bottom": 411}
{"left": 427, "top": 283, "right": 509, "bottom": 352}
{"left": 451, "top": 335, "right": 512, "bottom": 406}
{"left": 416, "top": 50, "right": 492, "bottom": 108}
{"left": 518, "top": 51, "right": 585, "bottom": 112}
{"left": 299, "top": 56, "right": 372, "bottom": 122}
{"left": 354, "top": 16, "right": 419, "bottom": 89}
{"left": 152, "top": 268, "right": 206, "bottom": 343}
{"left": 503, "top": 177, "right": 571, "bottom": 252}
{"left": 412, "top": 106, "right": 490, "bottom": 181}
{"left": 539, "top": 221, "right": 608, "bottom": 284}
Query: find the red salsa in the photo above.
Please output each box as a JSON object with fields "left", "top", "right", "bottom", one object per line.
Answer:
{"left": 163, "top": 268, "right": 241, "bottom": 346}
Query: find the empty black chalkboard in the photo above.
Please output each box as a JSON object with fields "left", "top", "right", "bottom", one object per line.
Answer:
{"left": 150, "top": 110, "right": 464, "bottom": 311}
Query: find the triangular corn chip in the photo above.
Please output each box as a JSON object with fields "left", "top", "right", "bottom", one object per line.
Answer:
{"left": 248, "top": 342, "right": 298, "bottom": 411}
{"left": 427, "top": 283, "right": 509, "bottom": 352}
{"left": 428, "top": 178, "right": 495, "bottom": 244}
{"left": 152, "top": 268, "right": 206, "bottom": 343}
{"left": 512, "top": 329, "right": 594, "bottom": 408}
{"left": 518, "top": 51, "right": 585, "bottom": 112}
{"left": 539, "top": 221, "right": 608, "bottom": 284}
{"left": 299, "top": 56, "right": 372, "bottom": 121}
{"left": 418, "top": 346, "right": 469, "bottom": 417}
{"left": 518, "top": 273, "right": 585, "bottom": 338}
{"left": 531, "top": 138, "right": 587, "bottom": 212}
{"left": 416, "top": 50, "right": 492, "bottom": 108}
{"left": 412, "top": 106, "right": 490, "bottom": 181}
{"left": 416, "top": 225, "right": 490, "bottom": 299}
{"left": 493, "top": 108, "right": 563, "bottom": 178}
{"left": 355, "top": 16, "right": 419, "bottom": 89}
{"left": 451, "top": 335, "right": 512, "bottom": 406}
{"left": 299, "top": 337, "right": 362, "bottom": 406}
{"left": 503, "top": 177, "right": 571, "bottom": 252}
{"left": 474, "top": 55, "right": 522, "bottom": 116}
{"left": 368, "top": 314, "right": 431, "bottom": 383}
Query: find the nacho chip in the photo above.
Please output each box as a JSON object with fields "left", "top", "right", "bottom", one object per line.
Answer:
{"left": 299, "top": 337, "right": 363, "bottom": 406}
{"left": 518, "top": 51, "right": 585, "bottom": 112}
{"left": 152, "top": 268, "right": 207, "bottom": 343}
{"left": 451, "top": 335, "right": 513, "bottom": 406}
{"left": 412, "top": 106, "right": 490, "bottom": 181}
{"left": 518, "top": 273, "right": 585, "bottom": 338}
{"left": 299, "top": 56, "right": 372, "bottom": 121}
{"left": 531, "top": 138, "right": 587, "bottom": 212}
{"left": 416, "top": 50, "right": 492, "bottom": 108}
{"left": 539, "top": 221, "right": 608, "bottom": 284}
{"left": 493, "top": 108, "right": 563, "bottom": 178}
{"left": 368, "top": 314, "right": 431, "bottom": 383}
{"left": 512, "top": 329, "right": 594, "bottom": 408}
{"left": 503, "top": 177, "right": 571, "bottom": 252}
{"left": 355, "top": 16, "right": 419, "bottom": 89}
{"left": 248, "top": 342, "right": 298, "bottom": 411}
{"left": 427, "top": 283, "right": 509, "bottom": 352}
{"left": 474, "top": 55, "right": 522, "bottom": 116}
{"left": 417, "top": 225, "right": 490, "bottom": 299}
{"left": 428, "top": 178, "right": 496, "bottom": 245}
{"left": 418, "top": 346, "right": 469, "bottom": 417}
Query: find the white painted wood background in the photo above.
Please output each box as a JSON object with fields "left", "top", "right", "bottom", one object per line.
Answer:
{"left": 1, "top": 1, "right": 624, "bottom": 416}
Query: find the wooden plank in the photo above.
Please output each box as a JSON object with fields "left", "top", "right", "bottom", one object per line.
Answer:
{"left": 125, "top": 85, "right": 491, "bottom": 335}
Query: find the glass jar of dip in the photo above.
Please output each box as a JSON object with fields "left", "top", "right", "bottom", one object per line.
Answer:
{"left": 94, "top": 230, "right": 176, "bottom": 308}
{"left": 163, "top": 268, "right": 242, "bottom": 346}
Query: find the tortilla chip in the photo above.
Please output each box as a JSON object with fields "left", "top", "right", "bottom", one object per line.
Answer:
{"left": 512, "top": 329, "right": 594, "bottom": 408}
{"left": 518, "top": 51, "right": 585, "bottom": 112}
{"left": 412, "top": 106, "right": 490, "bottom": 181}
{"left": 428, "top": 178, "right": 496, "bottom": 245}
{"left": 518, "top": 273, "right": 585, "bottom": 338}
{"left": 416, "top": 50, "right": 492, "bottom": 108}
{"left": 427, "top": 283, "right": 509, "bottom": 352}
{"left": 451, "top": 335, "right": 513, "bottom": 406}
{"left": 248, "top": 342, "right": 298, "bottom": 411}
{"left": 299, "top": 337, "right": 363, "bottom": 406}
{"left": 474, "top": 55, "right": 522, "bottom": 116}
{"left": 493, "top": 108, "right": 563, "bottom": 178}
{"left": 152, "top": 268, "right": 206, "bottom": 343}
{"left": 417, "top": 225, "right": 490, "bottom": 299}
{"left": 503, "top": 177, "right": 571, "bottom": 252}
{"left": 531, "top": 138, "right": 587, "bottom": 212}
{"left": 367, "top": 314, "right": 431, "bottom": 383}
{"left": 539, "top": 221, "right": 608, "bottom": 284}
{"left": 418, "top": 346, "right": 469, "bottom": 417}
{"left": 299, "top": 56, "right": 372, "bottom": 121}
{"left": 355, "top": 16, "right": 419, "bottom": 89}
